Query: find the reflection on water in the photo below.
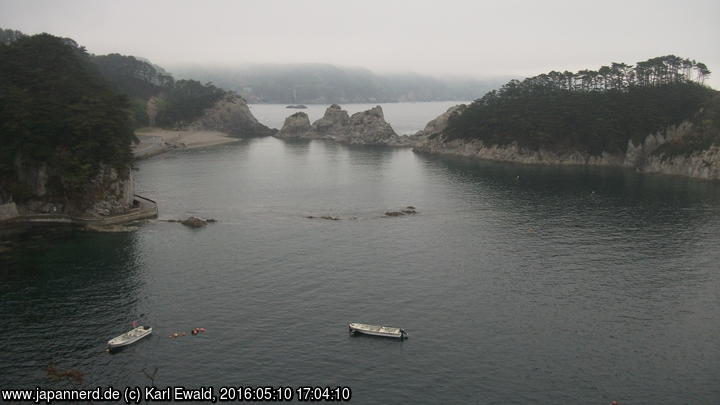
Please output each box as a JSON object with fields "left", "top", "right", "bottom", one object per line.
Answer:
{"left": 1, "top": 137, "right": 719, "bottom": 403}
{"left": 1, "top": 229, "right": 143, "bottom": 385}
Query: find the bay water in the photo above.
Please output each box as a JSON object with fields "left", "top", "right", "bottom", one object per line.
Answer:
{"left": 2, "top": 102, "right": 720, "bottom": 403}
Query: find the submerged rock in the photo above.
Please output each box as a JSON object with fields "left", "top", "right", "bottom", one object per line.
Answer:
{"left": 385, "top": 206, "right": 418, "bottom": 216}
{"left": 181, "top": 216, "right": 208, "bottom": 228}
{"left": 306, "top": 215, "right": 340, "bottom": 220}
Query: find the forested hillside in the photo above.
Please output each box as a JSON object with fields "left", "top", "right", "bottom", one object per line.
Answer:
{"left": 91, "top": 53, "right": 227, "bottom": 128}
{"left": 0, "top": 33, "right": 135, "bottom": 200}
{"left": 445, "top": 56, "right": 717, "bottom": 156}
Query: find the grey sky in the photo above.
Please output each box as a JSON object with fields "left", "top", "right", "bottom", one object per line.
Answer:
{"left": 1, "top": 0, "right": 718, "bottom": 87}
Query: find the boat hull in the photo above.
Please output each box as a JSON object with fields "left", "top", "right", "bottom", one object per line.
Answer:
{"left": 348, "top": 323, "right": 407, "bottom": 340}
{"left": 108, "top": 326, "right": 152, "bottom": 348}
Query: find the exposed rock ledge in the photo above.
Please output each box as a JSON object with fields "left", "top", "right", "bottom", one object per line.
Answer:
{"left": 414, "top": 119, "right": 720, "bottom": 181}
{"left": 0, "top": 161, "right": 158, "bottom": 225}
{"left": 277, "top": 104, "right": 414, "bottom": 146}
{"left": 186, "top": 93, "right": 276, "bottom": 138}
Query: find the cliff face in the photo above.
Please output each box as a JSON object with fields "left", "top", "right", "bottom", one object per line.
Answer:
{"left": 414, "top": 117, "right": 720, "bottom": 180}
{"left": 185, "top": 93, "right": 275, "bottom": 137}
{"left": 277, "top": 104, "right": 412, "bottom": 146}
{"left": 1, "top": 159, "right": 135, "bottom": 220}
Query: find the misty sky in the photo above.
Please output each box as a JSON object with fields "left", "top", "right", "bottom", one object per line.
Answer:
{"left": 1, "top": 0, "right": 718, "bottom": 87}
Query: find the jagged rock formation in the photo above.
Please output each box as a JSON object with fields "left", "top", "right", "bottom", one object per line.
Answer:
{"left": 414, "top": 116, "right": 720, "bottom": 180}
{"left": 313, "top": 104, "right": 350, "bottom": 136}
{"left": 186, "top": 93, "right": 275, "bottom": 137}
{"left": 278, "top": 112, "right": 316, "bottom": 138}
{"left": 413, "top": 104, "right": 467, "bottom": 140}
{"left": 644, "top": 146, "right": 720, "bottom": 179}
{"left": 344, "top": 106, "right": 402, "bottom": 145}
{"left": 277, "top": 104, "right": 413, "bottom": 146}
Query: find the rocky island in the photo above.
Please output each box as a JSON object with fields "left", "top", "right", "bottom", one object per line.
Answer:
{"left": 414, "top": 56, "right": 720, "bottom": 181}
{"left": 277, "top": 104, "right": 414, "bottom": 146}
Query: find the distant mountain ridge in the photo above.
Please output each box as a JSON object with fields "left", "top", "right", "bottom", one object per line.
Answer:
{"left": 168, "top": 63, "right": 509, "bottom": 104}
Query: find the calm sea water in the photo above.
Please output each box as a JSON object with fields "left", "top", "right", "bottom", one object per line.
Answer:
{"left": 2, "top": 103, "right": 720, "bottom": 404}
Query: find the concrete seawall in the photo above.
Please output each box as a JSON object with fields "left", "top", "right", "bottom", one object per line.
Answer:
{"left": 0, "top": 195, "right": 158, "bottom": 227}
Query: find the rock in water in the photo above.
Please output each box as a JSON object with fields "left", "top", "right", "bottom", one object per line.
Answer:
{"left": 278, "top": 112, "right": 315, "bottom": 139}
{"left": 278, "top": 104, "right": 414, "bottom": 146}
{"left": 181, "top": 216, "right": 208, "bottom": 228}
{"left": 344, "top": 106, "right": 401, "bottom": 145}
{"left": 312, "top": 104, "right": 350, "bottom": 136}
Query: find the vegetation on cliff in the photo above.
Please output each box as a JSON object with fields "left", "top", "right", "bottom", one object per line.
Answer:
{"left": 654, "top": 93, "right": 720, "bottom": 158}
{"left": 0, "top": 33, "right": 135, "bottom": 200}
{"left": 445, "top": 56, "right": 717, "bottom": 156}
{"left": 91, "top": 53, "right": 226, "bottom": 128}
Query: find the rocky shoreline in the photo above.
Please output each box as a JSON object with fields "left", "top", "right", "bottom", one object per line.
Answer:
{"left": 412, "top": 106, "right": 720, "bottom": 181}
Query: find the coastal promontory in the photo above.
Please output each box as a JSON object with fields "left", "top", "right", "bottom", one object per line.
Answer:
{"left": 0, "top": 33, "right": 149, "bottom": 222}
{"left": 414, "top": 56, "right": 720, "bottom": 180}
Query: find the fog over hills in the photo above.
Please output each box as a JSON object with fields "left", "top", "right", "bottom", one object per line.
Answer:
{"left": 168, "top": 63, "right": 511, "bottom": 104}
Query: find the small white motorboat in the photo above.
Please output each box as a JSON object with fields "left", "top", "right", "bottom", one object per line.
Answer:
{"left": 348, "top": 322, "right": 408, "bottom": 340}
{"left": 108, "top": 326, "right": 152, "bottom": 348}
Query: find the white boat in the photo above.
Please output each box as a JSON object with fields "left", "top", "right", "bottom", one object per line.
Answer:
{"left": 108, "top": 326, "right": 152, "bottom": 348}
{"left": 348, "top": 322, "right": 408, "bottom": 340}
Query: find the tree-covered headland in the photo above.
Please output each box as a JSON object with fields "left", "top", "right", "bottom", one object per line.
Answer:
{"left": 92, "top": 53, "right": 226, "bottom": 128}
{"left": 445, "top": 56, "right": 717, "bottom": 157}
{"left": 0, "top": 33, "right": 136, "bottom": 201}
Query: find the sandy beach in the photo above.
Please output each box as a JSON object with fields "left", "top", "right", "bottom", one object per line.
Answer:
{"left": 133, "top": 128, "right": 240, "bottom": 158}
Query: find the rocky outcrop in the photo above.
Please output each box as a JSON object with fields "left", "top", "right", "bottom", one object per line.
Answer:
{"left": 1, "top": 158, "right": 137, "bottom": 220}
{"left": 343, "top": 106, "right": 405, "bottom": 146}
{"left": 277, "top": 104, "right": 414, "bottom": 146}
{"left": 186, "top": 93, "right": 275, "bottom": 138}
{"left": 312, "top": 104, "right": 350, "bottom": 137}
{"left": 278, "top": 112, "right": 316, "bottom": 138}
{"left": 414, "top": 118, "right": 720, "bottom": 181}
{"left": 644, "top": 146, "right": 720, "bottom": 179}
{"left": 412, "top": 104, "right": 467, "bottom": 141}
{"left": 181, "top": 216, "right": 208, "bottom": 228}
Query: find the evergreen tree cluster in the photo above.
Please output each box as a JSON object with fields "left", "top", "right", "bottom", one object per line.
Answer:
{"left": 0, "top": 33, "right": 135, "bottom": 197}
{"left": 90, "top": 53, "right": 226, "bottom": 129}
{"left": 154, "top": 79, "right": 226, "bottom": 128}
{"left": 445, "top": 56, "right": 717, "bottom": 156}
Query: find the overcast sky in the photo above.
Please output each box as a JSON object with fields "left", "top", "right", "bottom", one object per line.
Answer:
{"left": 1, "top": 0, "right": 718, "bottom": 87}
